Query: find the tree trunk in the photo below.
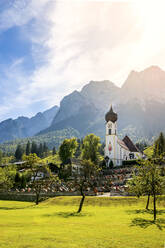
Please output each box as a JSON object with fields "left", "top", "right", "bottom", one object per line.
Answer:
{"left": 77, "top": 190, "right": 85, "bottom": 213}
{"left": 146, "top": 194, "right": 150, "bottom": 210}
{"left": 153, "top": 193, "right": 156, "bottom": 221}
{"left": 36, "top": 193, "right": 39, "bottom": 205}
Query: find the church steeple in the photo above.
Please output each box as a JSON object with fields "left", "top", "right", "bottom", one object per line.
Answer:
{"left": 105, "top": 105, "right": 118, "bottom": 167}
{"left": 105, "top": 104, "right": 118, "bottom": 123}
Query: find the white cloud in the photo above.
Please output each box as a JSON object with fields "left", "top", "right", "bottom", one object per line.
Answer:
{"left": 0, "top": 0, "right": 49, "bottom": 32}
{"left": 19, "top": 1, "right": 142, "bottom": 106}
{"left": 1, "top": 0, "right": 165, "bottom": 120}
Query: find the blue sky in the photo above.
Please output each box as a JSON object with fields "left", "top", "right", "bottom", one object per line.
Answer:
{"left": 0, "top": 0, "right": 165, "bottom": 121}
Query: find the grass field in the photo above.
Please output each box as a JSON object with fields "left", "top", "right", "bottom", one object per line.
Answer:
{"left": 0, "top": 196, "right": 165, "bottom": 248}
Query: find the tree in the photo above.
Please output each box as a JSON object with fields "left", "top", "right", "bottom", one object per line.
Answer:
{"left": 14, "top": 172, "right": 22, "bottom": 189}
{"left": 59, "top": 138, "right": 78, "bottom": 165}
{"left": 31, "top": 141, "right": 38, "bottom": 155}
{"left": 38, "top": 143, "right": 43, "bottom": 158}
{"left": 15, "top": 144, "right": 24, "bottom": 161}
{"left": 43, "top": 142, "right": 48, "bottom": 157}
{"left": 52, "top": 147, "right": 56, "bottom": 155}
{"left": 0, "top": 166, "right": 16, "bottom": 191}
{"left": 128, "top": 158, "right": 165, "bottom": 221}
{"left": 26, "top": 141, "right": 31, "bottom": 156}
{"left": 0, "top": 150, "right": 3, "bottom": 165}
{"left": 72, "top": 159, "right": 100, "bottom": 213}
{"left": 81, "top": 134, "right": 101, "bottom": 164}
{"left": 154, "top": 132, "right": 165, "bottom": 157}
{"left": 23, "top": 154, "right": 59, "bottom": 205}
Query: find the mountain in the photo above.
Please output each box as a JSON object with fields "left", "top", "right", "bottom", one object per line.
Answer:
{"left": 1, "top": 65, "right": 165, "bottom": 144}
{"left": 120, "top": 66, "right": 165, "bottom": 105}
{"left": 40, "top": 66, "right": 165, "bottom": 142}
{"left": 39, "top": 80, "right": 120, "bottom": 136}
{"left": 0, "top": 105, "right": 59, "bottom": 143}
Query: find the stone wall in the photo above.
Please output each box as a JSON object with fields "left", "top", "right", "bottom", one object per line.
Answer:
{"left": 0, "top": 191, "right": 95, "bottom": 202}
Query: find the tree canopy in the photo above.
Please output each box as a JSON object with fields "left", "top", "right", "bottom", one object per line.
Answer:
{"left": 59, "top": 138, "right": 78, "bottom": 164}
{"left": 81, "top": 134, "right": 101, "bottom": 164}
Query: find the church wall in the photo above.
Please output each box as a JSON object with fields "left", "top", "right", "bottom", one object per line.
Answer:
{"left": 104, "top": 106, "right": 142, "bottom": 167}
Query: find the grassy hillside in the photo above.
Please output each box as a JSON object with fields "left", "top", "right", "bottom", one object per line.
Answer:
{"left": 0, "top": 128, "right": 80, "bottom": 154}
{"left": 0, "top": 196, "right": 164, "bottom": 248}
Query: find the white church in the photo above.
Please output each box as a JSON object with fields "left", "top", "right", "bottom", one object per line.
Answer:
{"left": 104, "top": 105, "right": 142, "bottom": 167}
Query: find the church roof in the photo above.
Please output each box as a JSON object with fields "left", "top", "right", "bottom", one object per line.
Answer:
{"left": 122, "top": 135, "right": 140, "bottom": 152}
{"left": 117, "top": 139, "right": 130, "bottom": 151}
{"left": 105, "top": 105, "right": 118, "bottom": 123}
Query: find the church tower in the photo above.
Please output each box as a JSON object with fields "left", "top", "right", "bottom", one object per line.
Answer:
{"left": 104, "top": 105, "right": 118, "bottom": 167}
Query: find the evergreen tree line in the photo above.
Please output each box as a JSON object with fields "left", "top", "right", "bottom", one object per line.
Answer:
{"left": 15, "top": 141, "right": 49, "bottom": 161}
{"left": 153, "top": 132, "right": 165, "bottom": 157}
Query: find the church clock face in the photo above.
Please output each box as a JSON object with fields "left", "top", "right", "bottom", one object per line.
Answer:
{"left": 108, "top": 123, "right": 112, "bottom": 128}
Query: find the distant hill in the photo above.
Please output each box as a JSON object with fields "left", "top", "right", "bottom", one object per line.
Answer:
{"left": 0, "top": 128, "right": 80, "bottom": 154}
{"left": 0, "top": 106, "right": 59, "bottom": 143}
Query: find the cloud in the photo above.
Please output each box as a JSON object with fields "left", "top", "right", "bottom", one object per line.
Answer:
{"left": 0, "top": 0, "right": 49, "bottom": 32}
{"left": 1, "top": 0, "right": 165, "bottom": 121}
{"left": 19, "top": 1, "right": 142, "bottom": 106}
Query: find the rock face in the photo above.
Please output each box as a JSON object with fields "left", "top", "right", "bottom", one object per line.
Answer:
{"left": 120, "top": 66, "right": 165, "bottom": 105}
{"left": 0, "top": 106, "right": 59, "bottom": 143}
{"left": 40, "top": 80, "right": 119, "bottom": 137}
{"left": 42, "top": 66, "right": 165, "bottom": 142}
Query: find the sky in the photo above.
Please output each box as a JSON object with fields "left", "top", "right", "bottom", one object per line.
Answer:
{"left": 0, "top": 0, "right": 165, "bottom": 121}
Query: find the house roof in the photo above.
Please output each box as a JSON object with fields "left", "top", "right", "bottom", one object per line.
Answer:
{"left": 122, "top": 135, "right": 140, "bottom": 152}
{"left": 117, "top": 139, "right": 129, "bottom": 151}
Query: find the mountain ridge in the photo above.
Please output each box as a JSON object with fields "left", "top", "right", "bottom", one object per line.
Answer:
{"left": 0, "top": 65, "right": 165, "bottom": 144}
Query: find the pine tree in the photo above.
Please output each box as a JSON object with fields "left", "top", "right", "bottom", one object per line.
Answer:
{"left": 26, "top": 141, "right": 31, "bottom": 156}
{"left": 15, "top": 144, "right": 24, "bottom": 161}
{"left": 52, "top": 146, "right": 56, "bottom": 155}
{"left": 43, "top": 142, "right": 48, "bottom": 157}
{"left": 38, "top": 143, "right": 43, "bottom": 158}
{"left": 154, "top": 132, "right": 165, "bottom": 157}
{"left": 31, "top": 141, "right": 38, "bottom": 155}
{"left": 0, "top": 150, "right": 3, "bottom": 165}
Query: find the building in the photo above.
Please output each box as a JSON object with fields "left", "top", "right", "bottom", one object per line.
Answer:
{"left": 104, "top": 105, "right": 142, "bottom": 167}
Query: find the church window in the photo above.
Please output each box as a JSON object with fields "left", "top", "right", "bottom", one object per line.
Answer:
{"left": 109, "top": 129, "right": 111, "bottom": 135}
{"left": 129, "top": 153, "right": 134, "bottom": 159}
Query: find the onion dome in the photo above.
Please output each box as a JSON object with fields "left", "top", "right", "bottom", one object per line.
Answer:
{"left": 105, "top": 105, "right": 118, "bottom": 123}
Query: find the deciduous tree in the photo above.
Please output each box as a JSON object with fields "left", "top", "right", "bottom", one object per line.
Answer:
{"left": 23, "top": 154, "right": 59, "bottom": 205}
{"left": 72, "top": 159, "right": 100, "bottom": 213}
{"left": 128, "top": 158, "right": 165, "bottom": 221}
{"left": 81, "top": 134, "right": 101, "bottom": 164}
{"left": 59, "top": 138, "right": 78, "bottom": 165}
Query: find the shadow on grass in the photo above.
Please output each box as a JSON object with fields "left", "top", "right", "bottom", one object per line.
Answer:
{"left": 131, "top": 217, "right": 165, "bottom": 230}
{"left": 127, "top": 209, "right": 165, "bottom": 215}
{"left": 43, "top": 211, "right": 93, "bottom": 218}
{"left": 0, "top": 204, "right": 35, "bottom": 210}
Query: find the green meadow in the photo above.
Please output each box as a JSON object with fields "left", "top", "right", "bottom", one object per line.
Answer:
{"left": 0, "top": 196, "right": 165, "bottom": 248}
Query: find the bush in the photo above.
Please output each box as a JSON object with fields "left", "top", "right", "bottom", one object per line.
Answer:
{"left": 109, "top": 160, "right": 114, "bottom": 169}
{"left": 122, "top": 160, "right": 137, "bottom": 166}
